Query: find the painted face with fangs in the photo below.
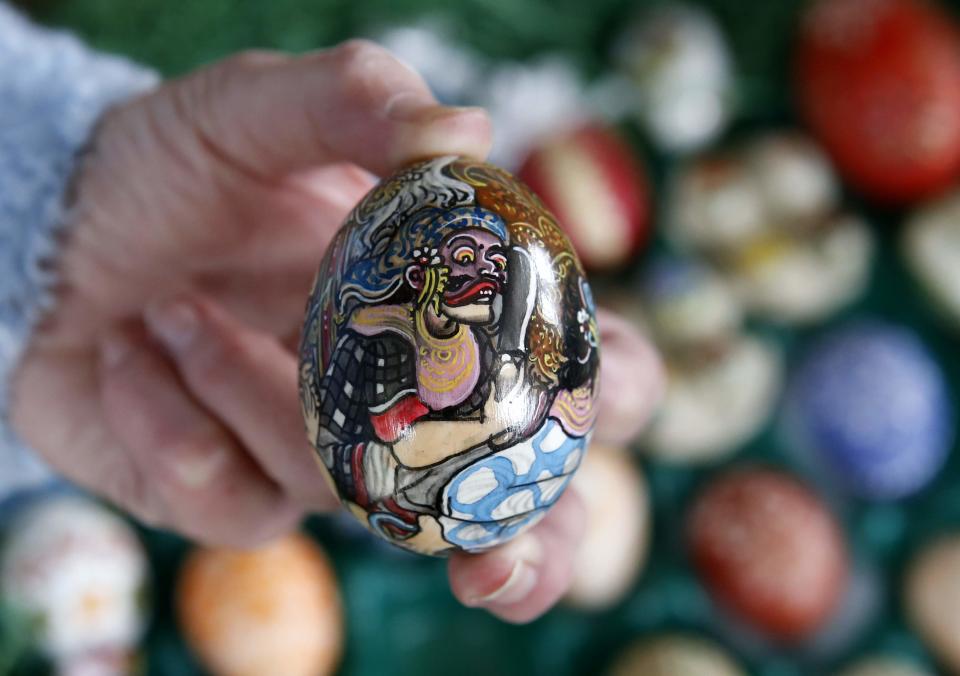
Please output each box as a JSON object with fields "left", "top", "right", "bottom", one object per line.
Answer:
{"left": 437, "top": 228, "right": 508, "bottom": 324}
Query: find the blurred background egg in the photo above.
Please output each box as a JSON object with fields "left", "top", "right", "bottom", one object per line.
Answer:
{"left": 903, "top": 190, "right": 960, "bottom": 329}
{"left": 613, "top": 3, "right": 734, "bottom": 154}
{"left": 641, "top": 258, "right": 742, "bottom": 352}
{"left": 725, "top": 214, "right": 874, "bottom": 325}
{"left": 834, "top": 655, "right": 934, "bottom": 676}
{"left": 606, "top": 634, "right": 745, "bottom": 676}
{"left": 0, "top": 494, "right": 148, "bottom": 668}
{"left": 905, "top": 534, "right": 960, "bottom": 674}
{"left": 668, "top": 152, "right": 768, "bottom": 254}
{"left": 518, "top": 124, "right": 652, "bottom": 272}
{"left": 176, "top": 534, "right": 342, "bottom": 676}
{"left": 565, "top": 443, "right": 650, "bottom": 610}
{"left": 795, "top": 0, "right": 960, "bottom": 203}
{"left": 785, "top": 322, "right": 953, "bottom": 500}
{"left": 688, "top": 468, "right": 848, "bottom": 641}
{"left": 744, "top": 132, "right": 839, "bottom": 228}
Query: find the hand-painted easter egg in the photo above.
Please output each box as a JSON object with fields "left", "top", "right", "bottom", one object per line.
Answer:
{"left": 688, "top": 468, "right": 848, "bottom": 641}
{"left": 744, "top": 132, "right": 839, "bottom": 229}
{"left": 177, "top": 534, "right": 342, "bottom": 676}
{"left": 517, "top": 124, "right": 651, "bottom": 271}
{"left": 644, "top": 335, "right": 782, "bottom": 465}
{"left": 298, "top": 156, "right": 600, "bottom": 556}
{"left": 906, "top": 535, "right": 960, "bottom": 673}
{"left": 796, "top": 0, "right": 960, "bottom": 203}
{"left": 786, "top": 322, "right": 953, "bottom": 500}
{"left": 0, "top": 494, "right": 148, "bottom": 665}
{"left": 606, "top": 634, "right": 745, "bottom": 676}
{"left": 565, "top": 443, "right": 649, "bottom": 610}
{"left": 904, "top": 190, "right": 960, "bottom": 329}
{"left": 835, "top": 655, "right": 933, "bottom": 676}
{"left": 614, "top": 3, "right": 733, "bottom": 154}
{"left": 668, "top": 152, "right": 768, "bottom": 253}
{"left": 642, "top": 257, "right": 743, "bottom": 352}
{"left": 726, "top": 213, "right": 874, "bottom": 325}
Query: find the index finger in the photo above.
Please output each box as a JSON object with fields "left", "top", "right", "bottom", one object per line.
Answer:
{"left": 157, "top": 41, "right": 493, "bottom": 179}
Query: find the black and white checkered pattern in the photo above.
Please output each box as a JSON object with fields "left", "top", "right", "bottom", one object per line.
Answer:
{"left": 319, "top": 330, "right": 417, "bottom": 441}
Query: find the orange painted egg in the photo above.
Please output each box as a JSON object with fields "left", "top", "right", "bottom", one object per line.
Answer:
{"left": 176, "top": 534, "right": 342, "bottom": 676}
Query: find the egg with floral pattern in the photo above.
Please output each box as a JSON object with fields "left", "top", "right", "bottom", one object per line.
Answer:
{"left": 0, "top": 494, "right": 148, "bottom": 666}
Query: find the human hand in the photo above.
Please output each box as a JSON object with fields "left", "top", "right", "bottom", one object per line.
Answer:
{"left": 10, "top": 41, "right": 664, "bottom": 623}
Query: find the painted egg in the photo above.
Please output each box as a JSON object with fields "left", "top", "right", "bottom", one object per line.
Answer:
{"left": 642, "top": 257, "right": 743, "bottom": 352}
{"left": 177, "top": 534, "right": 342, "bottom": 676}
{"left": 904, "top": 190, "right": 960, "bottom": 329}
{"left": 298, "top": 156, "right": 600, "bottom": 556}
{"left": 644, "top": 335, "right": 782, "bottom": 464}
{"left": 688, "top": 468, "right": 848, "bottom": 641}
{"left": 614, "top": 3, "right": 733, "bottom": 154}
{"left": 517, "top": 124, "right": 651, "bottom": 272}
{"left": 668, "top": 152, "right": 768, "bottom": 253}
{"left": 726, "top": 212, "right": 874, "bottom": 325}
{"left": 58, "top": 649, "right": 139, "bottom": 676}
{"left": 835, "top": 656, "right": 933, "bottom": 676}
{"left": 565, "top": 443, "right": 649, "bottom": 610}
{"left": 606, "top": 634, "right": 745, "bottom": 676}
{"left": 744, "top": 132, "right": 839, "bottom": 229}
{"left": 906, "top": 535, "right": 960, "bottom": 673}
{"left": 785, "top": 322, "right": 953, "bottom": 500}
{"left": 795, "top": 0, "right": 960, "bottom": 203}
{"left": 0, "top": 494, "right": 148, "bottom": 664}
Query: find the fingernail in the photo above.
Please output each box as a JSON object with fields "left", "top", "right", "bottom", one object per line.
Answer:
{"left": 470, "top": 560, "right": 538, "bottom": 607}
{"left": 385, "top": 91, "right": 480, "bottom": 123}
{"left": 464, "top": 535, "right": 543, "bottom": 607}
{"left": 99, "top": 331, "right": 134, "bottom": 368}
{"left": 145, "top": 299, "right": 199, "bottom": 352}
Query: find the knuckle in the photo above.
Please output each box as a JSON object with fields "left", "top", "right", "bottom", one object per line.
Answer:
{"left": 327, "top": 39, "right": 387, "bottom": 70}
{"left": 326, "top": 40, "right": 406, "bottom": 100}
{"left": 221, "top": 49, "right": 286, "bottom": 72}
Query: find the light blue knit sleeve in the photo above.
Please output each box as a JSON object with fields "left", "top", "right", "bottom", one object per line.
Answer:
{"left": 0, "top": 3, "right": 159, "bottom": 499}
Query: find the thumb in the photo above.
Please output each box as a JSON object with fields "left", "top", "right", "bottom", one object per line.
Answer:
{"left": 159, "top": 41, "right": 492, "bottom": 178}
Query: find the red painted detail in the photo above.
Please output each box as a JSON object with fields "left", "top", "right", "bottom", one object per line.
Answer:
{"left": 370, "top": 394, "right": 430, "bottom": 443}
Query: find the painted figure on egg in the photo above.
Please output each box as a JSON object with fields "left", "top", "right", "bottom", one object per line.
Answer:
{"left": 299, "top": 156, "right": 599, "bottom": 555}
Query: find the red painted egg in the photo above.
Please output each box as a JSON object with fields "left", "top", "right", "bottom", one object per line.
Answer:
{"left": 518, "top": 124, "right": 651, "bottom": 271}
{"left": 688, "top": 468, "right": 848, "bottom": 641}
{"left": 795, "top": 0, "right": 960, "bottom": 203}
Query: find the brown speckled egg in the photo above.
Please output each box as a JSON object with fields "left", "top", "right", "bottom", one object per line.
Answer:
{"left": 688, "top": 468, "right": 848, "bottom": 641}
{"left": 177, "top": 534, "right": 341, "bottom": 676}
{"left": 565, "top": 443, "right": 650, "bottom": 609}
{"left": 606, "top": 634, "right": 745, "bottom": 676}
{"left": 906, "top": 535, "right": 960, "bottom": 673}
